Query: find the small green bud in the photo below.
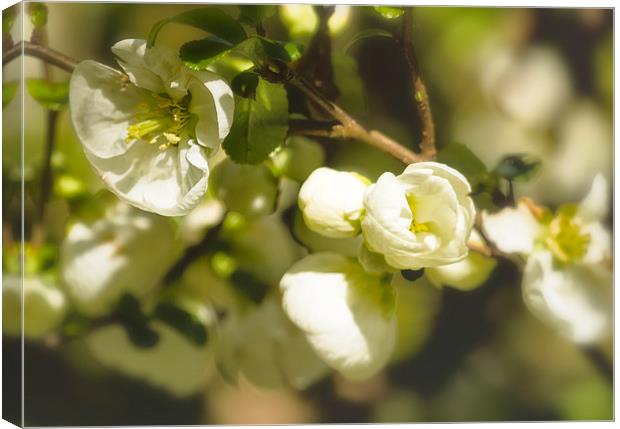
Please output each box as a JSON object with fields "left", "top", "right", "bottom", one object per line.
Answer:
{"left": 27, "top": 3, "right": 48, "bottom": 29}
{"left": 270, "top": 137, "right": 325, "bottom": 182}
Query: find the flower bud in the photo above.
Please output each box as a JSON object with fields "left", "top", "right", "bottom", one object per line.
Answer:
{"left": 280, "top": 253, "right": 396, "bottom": 381}
{"left": 270, "top": 137, "right": 325, "bottom": 182}
{"left": 3, "top": 275, "right": 67, "bottom": 339}
{"left": 298, "top": 167, "right": 370, "bottom": 238}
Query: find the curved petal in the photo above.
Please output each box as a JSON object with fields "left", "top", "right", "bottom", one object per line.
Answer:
{"left": 188, "top": 70, "right": 235, "bottom": 149}
{"left": 84, "top": 139, "right": 210, "bottom": 216}
{"left": 280, "top": 253, "right": 396, "bottom": 381}
{"left": 70, "top": 60, "right": 148, "bottom": 159}
{"left": 577, "top": 174, "right": 608, "bottom": 223}
{"left": 482, "top": 204, "right": 541, "bottom": 255}
{"left": 111, "top": 39, "right": 165, "bottom": 94}
{"left": 522, "top": 251, "right": 612, "bottom": 345}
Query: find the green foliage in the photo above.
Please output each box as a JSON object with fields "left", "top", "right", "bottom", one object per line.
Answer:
{"left": 26, "top": 79, "right": 69, "bottom": 110}
{"left": 2, "top": 6, "right": 16, "bottom": 35}
{"left": 210, "top": 158, "right": 278, "bottom": 218}
{"left": 230, "top": 70, "right": 259, "bottom": 98}
{"left": 374, "top": 6, "right": 405, "bottom": 19}
{"left": 2, "top": 81, "right": 18, "bottom": 108}
{"left": 222, "top": 78, "right": 289, "bottom": 164}
{"left": 154, "top": 302, "right": 208, "bottom": 345}
{"left": 115, "top": 294, "right": 159, "bottom": 348}
{"left": 332, "top": 54, "right": 366, "bottom": 116}
{"left": 237, "top": 4, "right": 276, "bottom": 25}
{"left": 235, "top": 36, "right": 302, "bottom": 65}
{"left": 147, "top": 8, "right": 246, "bottom": 48}
{"left": 493, "top": 154, "right": 541, "bottom": 182}
{"left": 180, "top": 36, "right": 234, "bottom": 70}
{"left": 437, "top": 142, "right": 494, "bottom": 191}
{"left": 345, "top": 28, "right": 394, "bottom": 53}
{"left": 27, "top": 3, "right": 48, "bottom": 28}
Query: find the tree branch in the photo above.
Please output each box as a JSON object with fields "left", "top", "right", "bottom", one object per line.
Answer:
{"left": 3, "top": 40, "right": 78, "bottom": 72}
{"left": 399, "top": 8, "right": 436, "bottom": 159}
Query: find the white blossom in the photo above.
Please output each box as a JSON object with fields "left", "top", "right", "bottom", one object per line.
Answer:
{"left": 482, "top": 202, "right": 542, "bottom": 255}
{"left": 522, "top": 251, "right": 611, "bottom": 345}
{"left": 216, "top": 297, "right": 328, "bottom": 389}
{"left": 60, "top": 203, "right": 176, "bottom": 316}
{"left": 3, "top": 275, "right": 67, "bottom": 339}
{"left": 426, "top": 230, "right": 497, "bottom": 291}
{"left": 280, "top": 253, "right": 396, "bottom": 381}
{"left": 69, "top": 39, "right": 234, "bottom": 216}
{"left": 361, "top": 162, "right": 475, "bottom": 270}
{"left": 298, "top": 167, "right": 370, "bottom": 238}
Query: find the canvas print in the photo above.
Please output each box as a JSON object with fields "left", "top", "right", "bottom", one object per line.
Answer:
{"left": 1, "top": 2, "right": 613, "bottom": 425}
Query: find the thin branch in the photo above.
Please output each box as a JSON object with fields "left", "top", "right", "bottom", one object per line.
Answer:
{"left": 582, "top": 346, "right": 613, "bottom": 384}
{"left": 399, "top": 8, "right": 436, "bottom": 159}
{"left": 3, "top": 40, "right": 77, "bottom": 72}
{"left": 285, "top": 73, "right": 427, "bottom": 164}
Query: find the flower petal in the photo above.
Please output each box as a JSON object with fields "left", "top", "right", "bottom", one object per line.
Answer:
{"left": 280, "top": 253, "right": 396, "bottom": 381}
{"left": 577, "top": 174, "right": 608, "bottom": 223}
{"left": 522, "top": 251, "right": 612, "bottom": 345}
{"left": 69, "top": 60, "right": 148, "bottom": 159}
{"left": 188, "top": 70, "right": 235, "bottom": 149}
{"left": 482, "top": 203, "right": 541, "bottom": 255}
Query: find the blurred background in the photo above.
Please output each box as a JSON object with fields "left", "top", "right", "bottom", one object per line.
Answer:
{"left": 2, "top": 3, "right": 613, "bottom": 425}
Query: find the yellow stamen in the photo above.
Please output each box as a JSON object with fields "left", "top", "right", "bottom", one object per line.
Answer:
{"left": 406, "top": 193, "right": 431, "bottom": 234}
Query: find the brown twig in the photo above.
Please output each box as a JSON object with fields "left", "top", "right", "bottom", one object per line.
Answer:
{"left": 399, "top": 8, "right": 436, "bottom": 159}
{"left": 2, "top": 40, "right": 77, "bottom": 72}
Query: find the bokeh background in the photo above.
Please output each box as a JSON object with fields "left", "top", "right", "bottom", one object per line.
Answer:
{"left": 2, "top": 3, "right": 613, "bottom": 425}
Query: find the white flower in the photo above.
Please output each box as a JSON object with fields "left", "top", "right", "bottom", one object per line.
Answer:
{"left": 280, "top": 253, "right": 396, "bottom": 381}
{"left": 522, "top": 251, "right": 611, "bottom": 345}
{"left": 298, "top": 167, "right": 370, "bottom": 238}
{"left": 3, "top": 276, "right": 67, "bottom": 339}
{"left": 482, "top": 202, "right": 542, "bottom": 255}
{"left": 426, "top": 230, "right": 497, "bottom": 291}
{"left": 70, "top": 39, "right": 234, "bottom": 216}
{"left": 216, "top": 297, "right": 328, "bottom": 389}
{"left": 361, "top": 162, "right": 475, "bottom": 270}
{"left": 60, "top": 203, "right": 176, "bottom": 316}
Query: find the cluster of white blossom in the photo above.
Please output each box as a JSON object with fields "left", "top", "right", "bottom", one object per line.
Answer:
{"left": 482, "top": 175, "right": 612, "bottom": 345}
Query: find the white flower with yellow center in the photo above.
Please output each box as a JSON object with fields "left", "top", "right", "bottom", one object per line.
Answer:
{"left": 361, "top": 162, "right": 476, "bottom": 270}
{"left": 298, "top": 167, "right": 371, "bottom": 238}
{"left": 280, "top": 253, "right": 396, "bottom": 381}
{"left": 70, "top": 39, "right": 234, "bottom": 216}
{"left": 483, "top": 175, "right": 612, "bottom": 344}
{"left": 60, "top": 203, "right": 176, "bottom": 316}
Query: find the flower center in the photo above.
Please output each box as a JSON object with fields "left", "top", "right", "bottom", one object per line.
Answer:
{"left": 544, "top": 206, "right": 590, "bottom": 264}
{"left": 126, "top": 93, "right": 193, "bottom": 150}
{"left": 406, "top": 194, "right": 430, "bottom": 234}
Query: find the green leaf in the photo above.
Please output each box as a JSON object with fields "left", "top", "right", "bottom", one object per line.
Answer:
{"left": 222, "top": 78, "right": 289, "bottom": 164}
{"left": 345, "top": 28, "right": 394, "bottom": 53}
{"left": 238, "top": 5, "right": 276, "bottom": 25}
{"left": 25, "top": 79, "right": 69, "bottom": 110}
{"left": 147, "top": 8, "right": 247, "bottom": 48}
{"left": 2, "top": 6, "right": 16, "bottom": 35}
{"left": 230, "top": 70, "right": 259, "bottom": 98}
{"left": 115, "top": 294, "right": 159, "bottom": 349}
{"left": 493, "top": 154, "right": 541, "bottom": 182}
{"left": 437, "top": 142, "right": 493, "bottom": 191}
{"left": 27, "top": 3, "right": 47, "bottom": 28}
{"left": 3, "top": 81, "right": 18, "bottom": 108}
{"left": 180, "top": 36, "right": 234, "bottom": 70}
{"left": 374, "top": 6, "right": 405, "bottom": 19}
{"left": 154, "top": 302, "right": 208, "bottom": 346}
{"left": 235, "top": 36, "right": 300, "bottom": 64}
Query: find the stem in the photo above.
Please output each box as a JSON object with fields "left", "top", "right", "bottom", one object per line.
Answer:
{"left": 31, "top": 110, "right": 59, "bottom": 246}
{"left": 400, "top": 8, "right": 436, "bottom": 159}
{"left": 582, "top": 346, "right": 613, "bottom": 384}
{"left": 285, "top": 73, "right": 426, "bottom": 164}
{"left": 2, "top": 40, "right": 77, "bottom": 72}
